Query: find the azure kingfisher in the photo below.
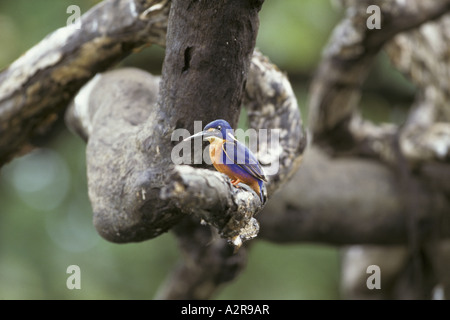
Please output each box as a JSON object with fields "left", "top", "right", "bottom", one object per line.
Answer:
{"left": 184, "top": 119, "right": 267, "bottom": 203}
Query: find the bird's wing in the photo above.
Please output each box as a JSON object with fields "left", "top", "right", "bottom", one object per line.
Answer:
{"left": 222, "top": 140, "right": 267, "bottom": 182}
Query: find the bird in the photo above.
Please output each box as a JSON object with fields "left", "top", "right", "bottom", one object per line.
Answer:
{"left": 183, "top": 119, "right": 267, "bottom": 203}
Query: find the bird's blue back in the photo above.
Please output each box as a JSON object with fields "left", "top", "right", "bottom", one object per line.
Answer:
{"left": 221, "top": 139, "right": 267, "bottom": 183}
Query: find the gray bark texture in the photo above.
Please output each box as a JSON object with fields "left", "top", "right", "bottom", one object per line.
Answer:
{"left": 0, "top": 0, "right": 449, "bottom": 300}
{"left": 302, "top": 0, "right": 450, "bottom": 299}
{"left": 0, "top": 0, "right": 169, "bottom": 166}
{"left": 65, "top": 0, "right": 305, "bottom": 299}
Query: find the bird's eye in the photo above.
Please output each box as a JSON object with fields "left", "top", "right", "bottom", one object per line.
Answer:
{"left": 217, "top": 126, "right": 222, "bottom": 130}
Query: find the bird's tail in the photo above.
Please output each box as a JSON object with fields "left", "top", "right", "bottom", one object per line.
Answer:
{"left": 258, "top": 180, "right": 266, "bottom": 204}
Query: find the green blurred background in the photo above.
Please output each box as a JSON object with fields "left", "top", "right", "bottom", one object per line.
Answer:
{"left": 0, "top": 0, "right": 414, "bottom": 299}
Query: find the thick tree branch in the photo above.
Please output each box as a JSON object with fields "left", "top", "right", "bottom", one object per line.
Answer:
{"left": 0, "top": 0, "right": 169, "bottom": 166}
{"left": 67, "top": 45, "right": 305, "bottom": 248}
{"left": 308, "top": 0, "right": 450, "bottom": 162}
{"left": 1, "top": 0, "right": 303, "bottom": 298}
{"left": 64, "top": 0, "right": 306, "bottom": 251}
{"left": 258, "top": 147, "right": 450, "bottom": 245}
{"left": 306, "top": 2, "right": 450, "bottom": 300}
{"left": 244, "top": 50, "right": 306, "bottom": 196}
{"left": 0, "top": 0, "right": 448, "bottom": 300}
{"left": 386, "top": 15, "right": 450, "bottom": 164}
{"left": 64, "top": 0, "right": 304, "bottom": 298}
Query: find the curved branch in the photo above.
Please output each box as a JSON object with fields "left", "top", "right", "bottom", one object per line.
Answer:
{"left": 308, "top": 0, "right": 450, "bottom": 161}
{"left": 244, "top": 50, "right": 306, "bottom": 196}
{"left": 64, "top": 0, "right": 306, "bottom": 252}
{"left": 67, "top": 44, "right": 305, "bottom": 249}
{"left": 386, "top": 15, "right": 450, "bottom": 163}
{"left": 0, "top": 0, "right": 169, "bottom": 166}
{"left": 1, "top": 0, "right": 305, "bottom": 251}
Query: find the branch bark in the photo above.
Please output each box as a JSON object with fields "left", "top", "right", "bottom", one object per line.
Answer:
{"left": 63, "top": 0, "right": 306, "bottom": 299}
{"left": 2, "top": 0, "right": 448, "bottom": 300}
{"left": 386, "top": 15, "right": 450, "bottom": 164}
{"left": 67, "top": 49, "right": 305, "bottom": 245}
{"left": 0, "top": 0, "right": 169, "bottom": 166}
{"left": 1, "top": 0, "right": 306, "bottom": 299}
{"left": 154, "top": 217, "right": 249, "bottom": 300}
{"left": 308, "top": 0, "right": 450, "bottom": 162}
{"left": 305, "top": 0, "right": 450, "bottom": 299}
{"left": 258, "top": 146, "right": 450, "bottom": 245}
{"left": 88, "top": 0, "right": 266, "bottom": 245}
{"left": 64, "top": 0, "right": 307, "bottom": 251}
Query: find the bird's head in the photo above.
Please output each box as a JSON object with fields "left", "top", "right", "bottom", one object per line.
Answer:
{"left": 183, "top": 119, "right": 234, "bottom": 143}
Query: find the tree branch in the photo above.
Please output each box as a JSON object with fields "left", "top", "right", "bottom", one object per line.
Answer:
{"left": 258, "top": 147, "right": 450, "bottom": 245}
{"left": 0, "top": 0, "right": 169, "bottom": 166}
{"left": 308, "top": 0, "right": 450, "bottom": 162}
{"left": 386, "top": 15, "right": 450, "bottom": 164}
{"left": 64, "top": 0, "right": 308, "bottom": 251}
{"left": 244, "top": 50, "right": 306, "bottom": 196}
{"left": 1, "top": 0, "right": 305, "bottom": 298}
{"left": 67, "top": 44, "right": 305, "bottom": 248}
{"left": 1, "top": 0, "right": 448, "bottom": 300}
{"left": 154, "top": 216, "right": 249, "bottom": 300}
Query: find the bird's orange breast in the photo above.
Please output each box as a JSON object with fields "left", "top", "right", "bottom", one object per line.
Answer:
{"left": 208, "top": 139, "right": 261, "bottom": 196}
{"left": 209, "top": 139, "right": 231, "bottom": 175}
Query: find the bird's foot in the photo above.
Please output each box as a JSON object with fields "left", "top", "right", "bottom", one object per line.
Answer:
{"left": 231, "top": 179, "right": 241, "bottom": 188}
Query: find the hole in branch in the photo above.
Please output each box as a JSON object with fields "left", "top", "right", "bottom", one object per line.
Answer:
{"left": 182, "top": 46, "right": 194, "bottom": 74}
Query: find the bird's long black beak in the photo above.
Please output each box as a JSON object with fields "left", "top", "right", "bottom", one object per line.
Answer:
{"left": 183, "top": 129, "right": 221, "bottom": 142}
